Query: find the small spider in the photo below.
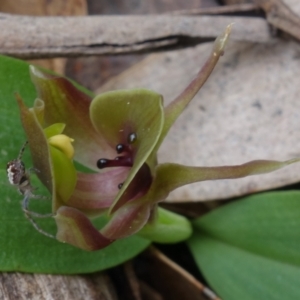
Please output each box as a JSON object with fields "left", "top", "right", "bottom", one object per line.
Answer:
{"left": 7, "top": 141, "right": 55, "bottom": 239}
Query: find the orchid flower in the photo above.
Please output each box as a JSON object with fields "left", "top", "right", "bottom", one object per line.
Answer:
{"left": 16, "top": 25, "right": 300, "bottom": 251}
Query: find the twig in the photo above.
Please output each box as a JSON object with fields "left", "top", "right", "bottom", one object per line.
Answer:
{"left": 170, "top": 3, "right": 260, "bottom": 15}
{"left": 255, "top": 0, "right": 300, "bottom": 40}
{"left": 0, "top": 13, "right": 272, "bottom": 59}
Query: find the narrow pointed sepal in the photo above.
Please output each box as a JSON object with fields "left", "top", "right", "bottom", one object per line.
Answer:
{"left": 16, "top": 94, "right": 77, "bottom": 212}
{"left": 147, "top": 158, "right": 300, "bottom": 199}
{"left": 55, "top": 206, "right": 114, "bottom": 251}
{"left": 16, "top": 94, "right": 53, "bottom": 194}
{"left": 157, "top": 24, "right": 232, "bottom": 150}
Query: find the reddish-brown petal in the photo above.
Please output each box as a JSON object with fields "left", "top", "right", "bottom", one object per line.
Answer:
{"left": 55, "top": 206, "right": 114, "bottom": 251}
{"left": 100, "top": 201, "right": 151, "bottom": 240}
{"left": 30, "top": 66, "right": 114, "bottom": 170}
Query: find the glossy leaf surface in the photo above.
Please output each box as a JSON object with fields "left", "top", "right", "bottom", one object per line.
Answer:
{"left": 188, "top": 191, "right": 300, "bottom": 300}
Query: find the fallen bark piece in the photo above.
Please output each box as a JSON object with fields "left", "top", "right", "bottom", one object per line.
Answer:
{"left": 0, "top": 272, "right": 117, "bottom": 300}
{"left": 0, "top": 13, "right": 272, "bottom": 58}
{"left": 171, "top": 3, "right": 260, "bottom": 15}
{"left": 255, "top": 0, "right": 300, "bottom": 40}
{"left": 0, "top": 0, "right": 87, "bottom": 73}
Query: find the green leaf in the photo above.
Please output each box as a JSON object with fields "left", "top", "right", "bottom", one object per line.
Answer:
{"left": 0, "top": 55, "right": 150, "bottom": 274}
{"left": 187, "top": 191, "right": 300, "bottom": 300}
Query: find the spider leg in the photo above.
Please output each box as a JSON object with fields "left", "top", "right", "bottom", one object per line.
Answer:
{"left": 23, "top": 210, "right": 54, "bottom": 218}
{"left": 25, "top": 216, "right": 56, "bottom": 239}
{"left": 22, "top": 193, "right": 53, "bottom": 217}
{"left": 24, "top": 212, "right": 56, "bottom": 239}
{"left": 22, "top": 194, "right": 55, "bottom": 239}
{"left": 29, "top": 194, "right": 51, "bottom": 201}
{"left": 17, "top": 141, "right": 28, "bottom": 161}
{"left": 28, "top": 167, "right": 40, "bottom": 174}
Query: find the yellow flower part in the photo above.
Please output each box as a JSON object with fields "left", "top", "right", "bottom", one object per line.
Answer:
{"left": 48, "top": 134, "right": 75, "bottom": 159}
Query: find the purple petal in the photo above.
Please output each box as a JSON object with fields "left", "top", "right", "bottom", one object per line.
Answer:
{"left": 67, "top": 168, "right": 130, "bottom": 216}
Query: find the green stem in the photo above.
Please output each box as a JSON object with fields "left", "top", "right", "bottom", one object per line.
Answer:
{"left": 138, "top": 207, "right": 192, "bottom": 243}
